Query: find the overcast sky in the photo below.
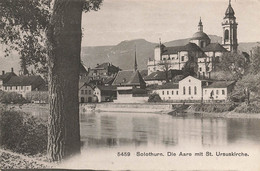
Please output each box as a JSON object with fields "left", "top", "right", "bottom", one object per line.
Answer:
{"left": 81, "top": 0, "right": 260, "bottom": 47}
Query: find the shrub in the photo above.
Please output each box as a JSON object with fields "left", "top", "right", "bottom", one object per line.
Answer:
{"left": 0, "top": 110, "right": 47, "bottom": 155}
{"left": 25, "top": 91, "right": 49, "bottom": 103}
{"left": 191, "top": 103, "right": 237, "bottom": 113}
{"left": 0, "top": 91, "right": 28, "bottom": 104}
{"left": 234, "top": 101, "right": 260, "bottom": 113}
{"left": 148, "top": 93, "right": 162, "bottom": 102}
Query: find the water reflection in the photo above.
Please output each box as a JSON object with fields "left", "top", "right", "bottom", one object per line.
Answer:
{"left": 80, "top": 112, "right": 260, "bottom": 149}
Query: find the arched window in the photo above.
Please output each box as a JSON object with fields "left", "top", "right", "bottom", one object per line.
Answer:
{"left": 225, "top": 30, "right": 229, "bottom": 40}
{"left": 194, "top": 86, "right": 197, "bottom": 95}
{"left": 189, "top": 86, "right": 191, "bottom": 95}
{"left": 183, "top": 87, "right": 186, "bottom": 95}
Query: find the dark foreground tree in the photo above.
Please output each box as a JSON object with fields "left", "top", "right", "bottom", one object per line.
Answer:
{"left": 0, "top": 0, "right": 103, "bottom": 161}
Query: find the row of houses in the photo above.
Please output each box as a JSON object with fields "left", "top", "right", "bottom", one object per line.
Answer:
{"left": 78, "top": 55, "right": 236, "bottom": 103}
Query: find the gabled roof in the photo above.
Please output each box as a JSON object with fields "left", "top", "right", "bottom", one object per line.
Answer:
{"left": 202, "top": 43, "right": 227, "bottom": 52}
{"left": 112, "top": 70, "right": 146, "bottom": 86}
{"left": 0, "top": 72, "right": 17, "bottom": 81}
{"left": 204, "top": 81, "right": 235, "bottom": 88}
{"left": 157, "top": 83, "right": 179, "bottom": 90}
{"left": 162, "top": 43, "right": 203, "bottom": 55}
{"left": 4, "top": 75, "right": 46, "bottom": 90}
{"left": 95, "top": 62, "right": 118, "bottom": 70}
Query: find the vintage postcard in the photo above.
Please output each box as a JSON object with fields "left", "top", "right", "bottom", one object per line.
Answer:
{"left": 0, "top": 0, "right": 260, "bottom": 170}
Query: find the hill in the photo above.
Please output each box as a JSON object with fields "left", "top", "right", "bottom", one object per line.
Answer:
{"left": 0, "top": 38, "right": 259, "bottom": 72}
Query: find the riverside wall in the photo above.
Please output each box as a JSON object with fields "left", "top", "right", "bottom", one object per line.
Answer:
{"left": 79, "top": 103, "right": 173, "bottom": 114}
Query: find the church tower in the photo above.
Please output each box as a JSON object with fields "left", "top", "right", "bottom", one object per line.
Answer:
{"left": 222, "top": 0, "right": 238, "bottom": 52}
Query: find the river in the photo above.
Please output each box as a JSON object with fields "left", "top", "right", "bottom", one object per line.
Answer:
{"left": 15, "top": 105, "right": 260, "bottom": 170}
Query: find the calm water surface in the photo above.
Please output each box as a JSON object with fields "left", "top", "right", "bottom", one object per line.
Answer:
{"left": 22, "top": 106, "right": 260, "bottom": 170}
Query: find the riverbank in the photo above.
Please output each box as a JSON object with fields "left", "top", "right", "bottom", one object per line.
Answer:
{"left": 0, "top": 149, "right": 53, "bottom": 169}
{"left": 3, "top": 103, "right": 260, "bottom": 119}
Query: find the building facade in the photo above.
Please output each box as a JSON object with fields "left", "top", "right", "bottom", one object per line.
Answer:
{"left": 147, "top": 1, "right": 237, "bottom": 79}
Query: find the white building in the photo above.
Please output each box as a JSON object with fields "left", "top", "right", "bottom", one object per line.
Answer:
{"left": 79, "top": 83, "right": 96, "bottom": 103}
{"left": 1, "top": 74, "right": 47, "bottom": 97}
{"left": 154, "top": 76, "right": 234, "bottom": 102}
{"left": 203, "top": 81, "right": 235, "bottom": 101}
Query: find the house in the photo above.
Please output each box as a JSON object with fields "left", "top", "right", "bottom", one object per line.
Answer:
{"left": 89, "top": 62, "right": 120, "bottom": 77}
{"left": 79, "top": 83, "right": 96, "bottom": 103}
{"left": 93, "top": 85, "right": 117, "bottom": 102}
{"left": 203, "top": 81, "right": 235, "bottom": 101}
{"left": 2, "top": 75, "right": 47, "bottom": 97}
{"left": 0, "top": 68, "right": 17, "bottom": 90}
{"left": 154, "top": 83, "right": 179, "bottom": 101}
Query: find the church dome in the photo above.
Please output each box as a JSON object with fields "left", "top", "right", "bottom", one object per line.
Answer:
{"left": 190, "top": 31, "right": 210, "bottom": 41}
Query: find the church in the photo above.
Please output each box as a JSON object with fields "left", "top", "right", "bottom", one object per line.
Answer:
{"left": 147, "top": 1, "right": 238, "bottom": 79}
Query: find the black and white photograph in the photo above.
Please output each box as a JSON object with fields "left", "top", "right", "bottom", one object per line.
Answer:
{"left": 0, "top": 0, "right": 260, "bottom": 170}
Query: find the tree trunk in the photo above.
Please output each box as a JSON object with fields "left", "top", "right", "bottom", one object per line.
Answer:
{"left": 46, "top": 0, "right": 84, "bottom": 161}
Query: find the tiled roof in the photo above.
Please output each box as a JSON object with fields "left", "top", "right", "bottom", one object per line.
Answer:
{"left": 204, "top": 81, "right": 235, "bottom": 88}
{"left": 112, "top": 70, "right": 146, "bottom": 86}
{"left": 4, "top": 75, "right": 46, "bottom": 90}
{"left": 157, "top": 83, "right": 179, "bottom": 90}
{"left": 162, "top": 43, "right": 203, "bottom": 55}
{"left": 145, "top": 70, "right": 184, "bottom": 81}
{"left": 95, "top": 85, "right": 116, "bottom": 91}
{"left": 145, "top": 71, "right": 166, "bottom": 81}
{"left": 202, "top": 43, "right": 227, "bottom": 52}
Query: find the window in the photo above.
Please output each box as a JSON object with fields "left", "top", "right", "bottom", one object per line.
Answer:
{"left": 205, "top": 90, "right": 207, "bottom": 94}
{"left": 16, "top": 86, "right": 18, "bottom": 90}
{"left": 199, "top": 67, "right": 202, "bottom": 72}
{"left": 176, "top": 91, "right": 178, "bottom": 95}
{"left": 81, "top": 90, "right": 84, "bottom": 94}
{"left": 10, "top": 86, "right": 12, "bottom": 90}
{"left": 189, "top": 86, "right": 191, "bottom": 95}
{"left": 167, "top": 91, "right": 169, "bottom": 95}
{"left": 181, "top": 56, "right": 185, "bottom": 61}
{"left": 27, "top": 87, "right": 29, "bottom": 90}
{"left": 194, "top": 86, "right": 197, "bottom": 95}
{"left": 225, "top": 30, "right": 229, "bottom": 41}
{"left": 172, "top": 91, "right": 174, "bottom": 95}
{"left": 222, "top": 90, "right": 225, "bottom": 95}
{"left": 89, "top": 90, "right": 91, "bottom": 94}
{"left": 21, "top": 86, "right": 23, "bottom": 90}
{"left": 183, "top": 87, "right": 186, "bottom": 95}
{"left": 85, "top": 90, "right": 88, "bottom": 94}
{"left": 216, "top": 90, "right": 219, "bottom": 95}
{"left": 5, "top": 86, "right": 7, "bottom": 90}
{"left": 162, "top": 91, "right": 164, "bottom": 95}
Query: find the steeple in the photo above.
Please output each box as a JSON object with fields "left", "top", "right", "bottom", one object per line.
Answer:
{"left": 222, "top": 0, "right": 238, "bottom": 52}
{"left": 134, "top": 45, "right": 138, "bottom": 71}
{"left": 198, "top": 17, "right": 203, "bottom": 32}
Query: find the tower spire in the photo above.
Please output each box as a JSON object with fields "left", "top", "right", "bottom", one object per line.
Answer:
{"left": 134, "top": 45, "right": 138, "bottom": 71}
{"left": 198, "top": 17, "right": 203, "bottom": 32}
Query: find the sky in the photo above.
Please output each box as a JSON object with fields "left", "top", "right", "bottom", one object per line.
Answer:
{"left": 81, "top": 0, "right": 260, "bottom": 46}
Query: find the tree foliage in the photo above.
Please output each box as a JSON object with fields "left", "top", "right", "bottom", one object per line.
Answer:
{"left": 215, "top": 52, "right": 249, "bottom": 80}
{"left": 0, "top": 0, "right": 102, "bottom": 74}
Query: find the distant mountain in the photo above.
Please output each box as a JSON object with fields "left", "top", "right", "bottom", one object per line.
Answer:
{"left": 1, "top": 37, "right": 259, "bottom": 73}
{"left": 81, "top": 39, "right": 156, "bottom": 70}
